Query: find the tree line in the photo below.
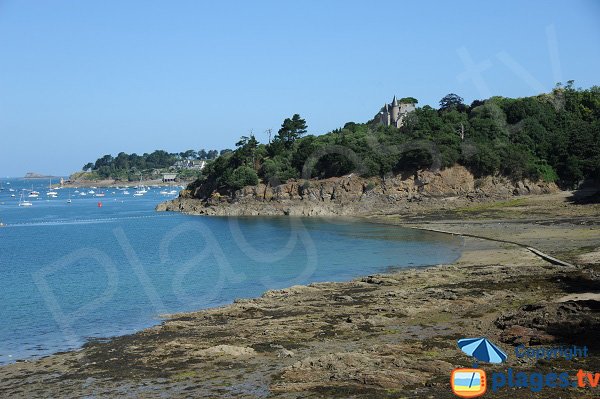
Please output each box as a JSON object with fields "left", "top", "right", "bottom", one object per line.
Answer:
{"left": 192, "top": 82, "right": 599, "bottom": 196}
{"left": 82, "top": 148, "right": 232, "bottom": 180}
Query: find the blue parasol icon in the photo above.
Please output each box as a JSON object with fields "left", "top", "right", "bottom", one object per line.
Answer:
{"left": 457, "top": 337, "right": 508, "bottom": 364}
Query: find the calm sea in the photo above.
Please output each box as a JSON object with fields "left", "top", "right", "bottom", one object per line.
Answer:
{"left": 0, "top": 177, "right": 462, "bottom": 364}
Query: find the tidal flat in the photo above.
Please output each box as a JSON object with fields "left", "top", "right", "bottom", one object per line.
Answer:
{"left": 1, "top": 192, "right": 598, "bottom": 398}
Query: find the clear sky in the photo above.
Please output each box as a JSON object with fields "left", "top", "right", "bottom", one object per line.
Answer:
{"left": 0, "top": 0, "right": 598, "bottom": 177}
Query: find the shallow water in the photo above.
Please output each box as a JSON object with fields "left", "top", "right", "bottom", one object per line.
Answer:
{"left": 0, "top": 178, "right": 462, "bottom": 364}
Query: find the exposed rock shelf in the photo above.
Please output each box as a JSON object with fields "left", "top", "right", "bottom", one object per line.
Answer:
{"left": 157, "top": 166, "right": 558, "bottom": 216}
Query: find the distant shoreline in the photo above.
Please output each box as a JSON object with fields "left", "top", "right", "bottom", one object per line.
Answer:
{"left": 23, "top": 174, "right": 62, "bottom": 180}
{"left": 56, "top": 179, "right": 193, "bottom": 189}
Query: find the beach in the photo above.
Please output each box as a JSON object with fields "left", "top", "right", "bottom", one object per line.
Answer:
{"left": 0, "top": 192, "right": 598, "bottom": 398}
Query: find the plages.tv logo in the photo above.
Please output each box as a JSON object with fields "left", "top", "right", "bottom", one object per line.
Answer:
{"left": 451, "top": 337, "right": 508, "bottom": 398}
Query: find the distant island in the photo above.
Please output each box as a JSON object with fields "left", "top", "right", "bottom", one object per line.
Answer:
{"left": 23, "top": 172, "right": 61, "bottom": 179}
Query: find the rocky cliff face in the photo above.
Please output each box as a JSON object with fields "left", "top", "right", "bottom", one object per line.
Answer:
{"left": 156, "top": 166, "right": 559, "bottom": 216}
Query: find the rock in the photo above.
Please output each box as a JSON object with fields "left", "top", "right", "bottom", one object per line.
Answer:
{"left": 495, "top": 301, "right": 600, "bottom": 347}
{"left": 278, "top": 349, "right": 295, "bottom": 358}
{"left": 156, "top": 166, "right": 559, "bottom": 217}
{"left": 365, "top": 315, "right": 394, "bottom": 327}
{"left": 424, "top": 288, "right": 458, "bottom": 300}
{"left": 279, "top": 352, "right": 422, "bottom": 390}
{"left": 500, "top": 325, "right": 555, "bottom": 345}
{"left": 196, "top": 345, "right": 256, "bottom": 357}
{"left": 361, "top": 275, "right": 397, "bottom": 285}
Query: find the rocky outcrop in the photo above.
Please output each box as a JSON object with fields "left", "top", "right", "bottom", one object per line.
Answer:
{"left": 156, "top": 166, "right": 559, "bottom": 216}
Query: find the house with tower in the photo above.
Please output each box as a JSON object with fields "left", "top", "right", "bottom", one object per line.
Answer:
{"left": 378, "top": 96, "right": 416, "bottom": 128}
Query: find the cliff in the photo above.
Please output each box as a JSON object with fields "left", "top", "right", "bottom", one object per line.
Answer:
{"left": 156, "top": 166, "right": 559, "bottom": 216}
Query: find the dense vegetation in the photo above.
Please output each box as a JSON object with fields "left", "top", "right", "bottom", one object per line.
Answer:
{"left": 192, "top": 82, "right": 599, "bottom": 195}
{"left": 81, "top": 148, "right": 229, "bottom": 180}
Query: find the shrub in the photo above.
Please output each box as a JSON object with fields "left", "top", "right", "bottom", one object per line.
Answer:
{"left": 227, "top": 166, "right": 258, "bottom": 190}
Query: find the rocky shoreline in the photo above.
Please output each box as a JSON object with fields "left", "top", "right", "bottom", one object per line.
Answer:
{"left": 156, "top": 166, "right": 558, "bottom": 217}
{"left": 0, "top": 191, "right": 598, "bottom": 398}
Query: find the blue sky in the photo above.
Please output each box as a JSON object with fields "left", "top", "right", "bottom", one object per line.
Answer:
{"left": 0, "top": 0, "right": 599, "bottom": 177}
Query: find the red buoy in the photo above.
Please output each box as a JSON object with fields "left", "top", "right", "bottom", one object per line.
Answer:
{"left": 97, "top": 202, "right": 103, "bottom": 208}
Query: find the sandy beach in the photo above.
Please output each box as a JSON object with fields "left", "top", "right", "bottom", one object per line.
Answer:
{"left": 0, "top": 191, "right": 598, "bottom": 398}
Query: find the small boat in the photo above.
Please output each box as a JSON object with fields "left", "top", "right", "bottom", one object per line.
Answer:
{"left": 9, "top": 188, "right": 15, "bottom": 192}
{"left": 80, "top": 192, "right": 87, "bottom": 196}
{"left": 135, "top": 176, "right": 148, "bottom": 194}
{"left": 95, "top": 193, "right": 105, "bottom": 197}
{"left": 19, "top": 193, "right": 33, "bottom": 207}
{"left": 88, "top": 190, "right": 95, "bottom": 194}
{"left": 159, "top": 190, "right": 169, "bottom": 195}
{"left": 123, "top": 191, "right": 130, "bottom": 195}
{"left": 168, "top": 190, "right": 178, "bottom": 195}
{"left": 28, "top": 185, "right": 40, "bottom": 198}
{"left": 47, "top": 179, "right": 57, "bottom": 195}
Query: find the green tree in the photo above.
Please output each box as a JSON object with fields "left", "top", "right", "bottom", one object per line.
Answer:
{"left": 274, "top": 114, "right": 307, "bottom": 148}
{"left": 439, "top": 93, "right": 466, "bottom": 112}
{"left": 227, "top": 166, "right": 259, "bottom": 190}
{"left": 399, "top": 97, "right": 418, "bottom": 104}
{"left": 234, "top": 135, "right": 259, "bottom": 167}
{"left": 181, "top": 149, "right": 197, "bottom": 160}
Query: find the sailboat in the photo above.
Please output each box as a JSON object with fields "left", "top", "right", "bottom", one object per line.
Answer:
{"left": 67, "top": 191, "right": 72, "bottom": 204}
{"left": 47, "top": 179, "right": 58, "bottom": 197}
{"left": 19, "top": 192, "right": 33, "bottom": 207}
{"left": 134, "top": 175, "right": 146, "bottom": 196}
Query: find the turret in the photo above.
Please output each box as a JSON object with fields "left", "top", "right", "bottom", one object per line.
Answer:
{"left": 391, "top": 96, "right": 400, "bottom": 123}
{"left": 381, "top": 103, "right": 390, "bottom": 125}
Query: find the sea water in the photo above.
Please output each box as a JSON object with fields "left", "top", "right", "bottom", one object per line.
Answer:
{"left": 0, "top": 178, "right": 462, "bottom": 364}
